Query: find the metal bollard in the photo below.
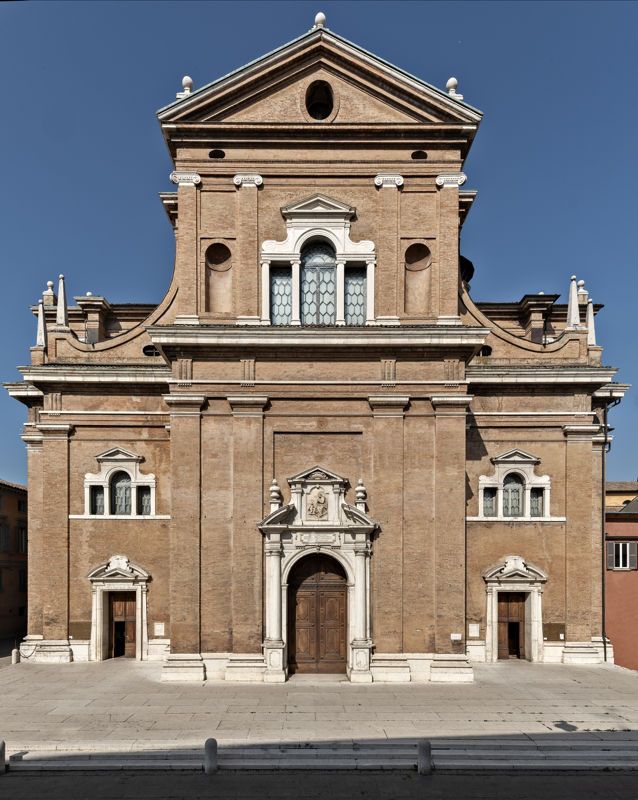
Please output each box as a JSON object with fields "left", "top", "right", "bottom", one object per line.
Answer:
{"left": 417, "top": 739, "right": 432, "bottom": 775}
{"left": 204, "top": 737, "right": 218, "bottom": 774}
{"left": 0, "top": 740, "right": 6, "bottom": 774}
{"left": 11, "top": 649, "right": 19, "bottom": 665}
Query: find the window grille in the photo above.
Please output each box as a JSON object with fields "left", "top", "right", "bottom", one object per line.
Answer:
{"left": 137, "top": 486, "right": 152, "bottom": 516}
{"left": 503, "top": 474, "right": 524, "bottom": 517}
{"left": 483, "top": 488, "right": 497, "bottom": 517}
{"left": 530, "top": 488, "right": 544, "bottom": 517}
{"left": 110, "top": 472, "right": 132, "bottom": 515}
{"left": 270, "top": 267, "right": 292, "bottom": 325}
{"left": 301, "top": 242, "right": 336, "bottom": 325}
{"left": 344, "top": 268, "right": 366, "bottom": 325}
{"left": 90, "top": 486, "right": 105, "bottom": 516}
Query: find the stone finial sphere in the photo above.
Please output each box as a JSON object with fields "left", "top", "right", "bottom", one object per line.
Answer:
{"left": 446, "top": 77, "right": 458, "bottom": 91}
{"left": 315, "top": 11, "right": 326, "bottom": 26}
{"left": 182, "top": 75, "right": 193, "bottom": 91}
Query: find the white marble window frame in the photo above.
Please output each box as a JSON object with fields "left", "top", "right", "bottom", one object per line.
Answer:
{"left": 81, "top": 452, "right": 159, "bottom": 519}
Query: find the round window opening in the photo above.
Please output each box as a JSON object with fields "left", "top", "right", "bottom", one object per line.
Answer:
{"left": 205, "top": 242, "right": 232, "bottom": 272}
{"left": 404, "top": 242, "right": 432, "bottom": 271}
{"left": 305, "top": 80, "right": 334, "bottom": 120}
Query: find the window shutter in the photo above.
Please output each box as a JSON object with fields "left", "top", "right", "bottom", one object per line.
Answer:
{"left": 629, "top": 542, "right": 638, "bottom": 571}
{"left": 606, "top": 541, "right": 615, "bottom": 570}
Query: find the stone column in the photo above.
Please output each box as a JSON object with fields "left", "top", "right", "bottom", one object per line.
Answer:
{"left": 291, "top": 260, "right": 301, "bottom": 325}
{"left": 350, "top": 541, "right": 373, "bottom": 682}
{"left": 226, "top": 395, "right": 268, "bottom": 679}
{"left": 368, "top": 395, "right": 408, "bottom": 654}
{"left": 430, "top": 395, "right": 473, "bottom": 682}
{"left": 162, "top": 394, "right": 206, "bottom": 681}
{"left": 435, "top": 173, "right": 466, "bottom": 323}
{"left": 336, "top": 260, "right": 346, "bottom": 325}
{"left": 365, "top": 261, "right": 376, "bottom": 324}
{"left": 374, "top": 174, "right": 402, "bottom": 323}
{"left": 263, "top": 536, "right": 285, "bottom": 682}
{"left": 170, "top": 171, "right": 201, "bottom": 324}
{"left": 562, "top": 424, "right": 601, "bottom": 663}
{"left": 260, "top": 260, "right": 270, "bottom": 324}
{"left": 34, "top": 423, "right": 74, "bottom": 662}
{"left": 234, "top": 174, "right": 262, "bottom": 324}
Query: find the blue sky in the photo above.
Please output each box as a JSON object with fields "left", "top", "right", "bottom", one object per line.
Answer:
{"left": 1, "top": 0, "right": 637, "bottom": 483}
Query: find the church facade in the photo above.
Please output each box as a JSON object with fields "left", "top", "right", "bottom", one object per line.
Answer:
{"left": 7, "top": 15, "right": 626, "bottom": 682}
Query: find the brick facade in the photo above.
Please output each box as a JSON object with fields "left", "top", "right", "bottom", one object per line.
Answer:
{"left": 7, "top": 20, "right": 625, "bottom": 680}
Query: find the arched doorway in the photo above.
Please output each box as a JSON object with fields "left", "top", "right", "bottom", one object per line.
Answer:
{"left": 287, "top": 554, "right": 347, "bottom": 674}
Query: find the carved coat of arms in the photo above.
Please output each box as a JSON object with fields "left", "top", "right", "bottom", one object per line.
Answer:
{"left": 306, "top": 486, "right": 328, "bottom": 520}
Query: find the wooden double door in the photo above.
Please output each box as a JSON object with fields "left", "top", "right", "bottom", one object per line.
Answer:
{"left": 497, "top": 592, "right": 526, "bottom": 660}
{"left": 108, "top": 592, "right": 136, "bottom": 658}
{"left": 288, "top": 555, "right": 347, "bottom": 674}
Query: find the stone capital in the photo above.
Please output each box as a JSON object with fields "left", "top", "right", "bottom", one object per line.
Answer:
{"left": 368, "top": 395, "right": 409, "bottom": 417}
{"left": 374, "top": 173, "right": 404, "bottom": 188}
{"left": 233, "top": 173, "right": 263, "bottom": 187}
{"left": 36, "top": 423, "right": 74, "bottom": 439}
{"left": 227, "top": 395, "right": 269, "bottom": 416}
{"left": 562, "top": 424, "right": 601, "bottom": 442}
{"left": 169, "top": 171, "right": 201, "bottom": 186}
{"left": 162, "top": 394, "right": 205, "bottom": 414}
{"left": 435, "top": 173, "right": 467, "bottom": 188}
{"left": 430, "top": 394, "right": 473, "bottom": 415}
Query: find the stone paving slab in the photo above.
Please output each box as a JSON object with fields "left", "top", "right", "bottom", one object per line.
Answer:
{"left": 1, "top": 658, "right": 638, "bottom": 758}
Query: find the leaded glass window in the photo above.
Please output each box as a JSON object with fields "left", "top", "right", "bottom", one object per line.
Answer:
{"left": 530, "top": 488, "right": 544, "bottom": 518}
{"left": 110, "top": 471, "right": 132, "bottom": 515}
{"left": 137, "top": 486, "right": 152, "bottom": 516}
{"left": 301, "top": 242, "right": 336, "bottom": 325}
{"left": 270, "top": 267, "right": 292, "bottom": 325}
{"left": 345, "top": 268, "right": 366, "bottom": 325}
{"left": 90, "top": 486, "right": 104, "bottom": 515}
{"left": 503, "top": 474, "right": 524, "bottom": 518}
{"left": 483, "top": 487, "right": 497, "bottom": 517}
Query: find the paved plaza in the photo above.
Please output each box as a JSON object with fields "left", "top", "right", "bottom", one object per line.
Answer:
{"left": 1, "top": 659, "right": 638, "bottom": 754}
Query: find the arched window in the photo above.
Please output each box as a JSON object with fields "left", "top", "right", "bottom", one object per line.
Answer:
{"left": 301, "top": 242, "right": 336, "bottom": 325}
{"left": 110, "top": 471, "right": 132, "bottom": 516}
{"left": 503, "top": 474, "right": 524, "bottom": 518}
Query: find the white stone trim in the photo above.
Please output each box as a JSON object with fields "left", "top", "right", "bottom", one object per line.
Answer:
{"left": 477, "top": 449, "right": 553, "bottom": 521}
{"left": 260, "top": 194, "right": 376, "bottom": 325}
{"left": 259, "top": 466, "right": 377, "bottom": 683}
{"left": 374, "top": 173, "right": 404, "bottom": 188}
{"left": 435, "top": 173, "right": 467, "bottom": 188}
{"left": 169, "top": 171, "right": 201, "bottom": 185}
{"left": 87, "top": 555, "right": 150, "bottom": 662}
{"left": 83, "top": 447, "right": 157, "bottom": 518}
{"left": 233, "top": 173, "right": 263, "bottom": 187}
{"left": 483, "top": 555, "right": 547, "bottom": 663}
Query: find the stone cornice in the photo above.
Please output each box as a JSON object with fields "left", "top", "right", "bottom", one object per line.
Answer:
{"left": 430, "top": 394, "right": 473, "bottom": 408}
{"left": 148, "top": 325, "right": 489, "bottom": 350}
{"left": 18, "top": 366, "right": 171, "bottom": 386}
{"left": 162, "top": 394, "right": 205, "bottom": 410}
{"left": 36, "top": 423, "right": 74, "bottom": 438}
{"left": 227, "top": 395, "right": 269, "bottom": 416}
{"left": 467, "top": 366, "right": 617, "bottom": 386}
{"left": 563, "top": 424, "right": 601, "bottom": 441}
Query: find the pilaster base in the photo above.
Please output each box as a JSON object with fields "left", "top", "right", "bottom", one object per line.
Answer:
{"left": 263, "top": 640, "right": 287, "bottom": 682}
{"left": 349, "top": 640, "right": 373, "bottom": 683}
{"left": 20, "top": 637, "right": 73, "bottom": 663}
{"left": 225, "top": 654, "right": 267, "bottom": 682}
{"left": 430, "top": 653, "right": 474, "bottom": 683}
{"left": 370, "top": 653, "right": 411, "bottom": 682}
{"left": 562, "top": 643, "right": 602, "bottom": 665}
{"left": 161, "top": 653, "right": 206, "bottom": 682}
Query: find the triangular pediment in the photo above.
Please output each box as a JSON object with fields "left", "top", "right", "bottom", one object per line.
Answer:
{"left": 158, "top": 27, "right": 481, "bottom": 127}
{"left": 282, "top": 194, "right": 354, "bottom": 219}
{"left": 491, "top": 449, "right": 540, "bottom": 465}
{"left": 483, "top": 555, "right": 547, "bottom": 584}
{"left": 88, "top": 554, "right": 150, "bottom": 582}
{"left": 95, "top": 447, "right": 143, "bottom": 463}
{"left": 287, "top": 465, "right": 347, "bottom": 485}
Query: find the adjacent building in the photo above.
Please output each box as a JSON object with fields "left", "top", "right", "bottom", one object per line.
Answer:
{"left": 6, "top": 14, "right": 628, "bottom": 682}
{"left": 0, "top": 479, "right": 28, "bottom": 644}
{"left": 605, "top": 482, "right": 638, "bottom": 671}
